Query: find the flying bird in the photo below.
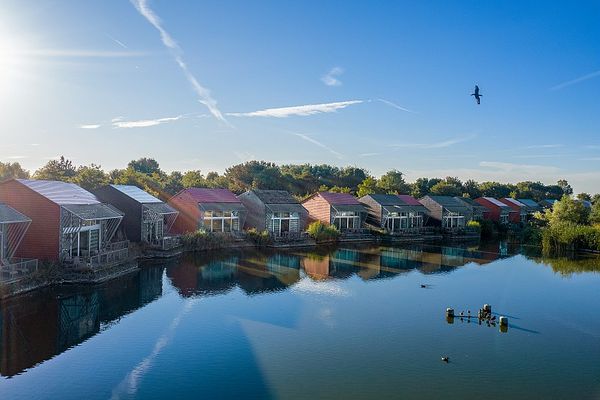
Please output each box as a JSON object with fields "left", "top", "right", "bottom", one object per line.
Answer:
{"left": 471, "top": 85, "right": 482, "bottom": 104}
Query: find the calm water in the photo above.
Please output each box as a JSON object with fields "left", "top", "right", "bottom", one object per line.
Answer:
{"left": 1, "top": 242, "right": 599, "bottom": 400}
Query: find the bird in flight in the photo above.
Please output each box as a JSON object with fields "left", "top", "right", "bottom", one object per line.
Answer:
{"left": 471, "top": 85, "right": 482, "bottom": 104}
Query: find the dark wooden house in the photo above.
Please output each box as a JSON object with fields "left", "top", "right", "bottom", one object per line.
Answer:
{"left": 454, "top": 197, "right": 488, "bottom": 221}
{"left": 302, "top": 192, "right": 367, "bottom": 232}
{"left": 0, "top": 179, "right": 124, "bottom": 266}
{"left": 419, "top": 195, "right": 470, "bottom": 228}
{"left": 95, "top": 185, "right": 179, "bottom": 249}
{"left": 474, "top": 197, "right": 513, "bottom": 224}
{"left": 358, "top": 194, "right": 427, "bottom": 233}
{"left": 237, "top": 190, "right": 307, "bottom": 236}
{"left": 499, "top": 198, "right": 528, "bottom": 223}
{"left": 169, "top": 188, "right": 246, "bottom": 234}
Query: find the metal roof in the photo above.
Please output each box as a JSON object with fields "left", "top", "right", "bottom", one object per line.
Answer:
{"left": 361, "top": 194, "right": 404, "bottom": 206}
{"left": 424, "top": 196, "right": 470, "bottom": 214}
{"left": 455, "top": 197, "right": 488, "bottom": 210}
{"left": 111, "top": 184, "right": 162, "bottom": 204}
{"left": 198, "top": 202, "right": 246, "bottom": 213}
{"left": 332, "top": 204, "right": 366, "bottom": 213}
{"left": 17, "top": 179, "right": 100, "bottom": 205}
{"left": 181, "top": 188, "right": 241, "bottom": 203}
{"left": 317, "top": 192, "right": 361, "bottom": 205}
{"left": 265, "top": 203, "right": 307, "bottom": 214}
{"left": 482, "top": 197, "right": 510, "bottom": 208}
{"left": 502, "top": 198, "right": 526, "bottom": 207}
{"left": 396, "top": 194, "right": 423, "bottom": 206}
{"left": 0, "top": 203, "right": 31, "bottom": 224}
{"left": 62, "top": 203, "right": 123, "bottom": 221}
{"left": 252, "top": 190, "right": 300, "bottom": 204}
{"left": 517, "top": 199, "right": 543, "bottom": 209}
{"left": 143, "top": 202, "right": 178, "bottom": 215}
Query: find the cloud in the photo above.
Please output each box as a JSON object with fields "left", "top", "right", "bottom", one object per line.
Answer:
{"left": 291, "top": 132, "right": 343, "bottom": 159}
{"left": 523, "top": 144, "right": 564, "bottom": 149}
{"left": 550, "top": 69, "right": 600, "bottom": 91}
{"left": 580, "top": 157, "right": 600, "bottom": 161}
{"left": 479, "top": 161, "right": 560, "bottom": 175}
{"left": 132, "top": 0, "right": 227, "bottom": 124}
{"left": 392, "top": 135, "right": 476, "bottom": 149}
{"left": 321, "top": 67, "right": 343, "bottom": 86}
{"left": 377, "top": 98, "right": 417, "bottom": 114}
{"left": 80, "top": 124, "right": 101, "bottom": 129}
{"left": 112, "top": 115, "right": 183, "bottom": 128}
{"left": 5, "top": 155, "right": 27, "bottom": 159}
{"left": 291, "top": 279, "right": 350, "bottom": 297}
{"left": 359, "top": 152, "right": 381, "bottom": 157}
{"left": 106, "top": 34, "right": 128, "bottom": 49}
{"left": 20, "top": 49, "right": 146, "bottom": 58}
{"left": 227, "top": 100, "right": 363, "bottom": 118}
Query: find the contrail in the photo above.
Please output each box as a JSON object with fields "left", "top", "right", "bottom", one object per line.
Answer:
{"left": 550, "top": 69, "right": 600, "bottom": 91}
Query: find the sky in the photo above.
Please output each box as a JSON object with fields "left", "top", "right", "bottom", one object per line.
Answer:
{"left": 1, "top": 0, "right": 599, "bottom": 192}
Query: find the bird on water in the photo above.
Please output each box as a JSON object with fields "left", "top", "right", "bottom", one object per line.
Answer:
{"left": 441, "top": 356, "right": 449, "bottom": 363}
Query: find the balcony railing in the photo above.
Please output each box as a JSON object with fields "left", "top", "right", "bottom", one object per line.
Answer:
{"left": 0, "top": 258, "right": 39, "bottom": 283}
{"left": 150, "top": 235, "right": 182, "bottom": 251}
{"left": 89, "top": 247, "right": 129, "bottom": 268}
{"left": 272, "top": 231, "right": 309, "bottom": 242}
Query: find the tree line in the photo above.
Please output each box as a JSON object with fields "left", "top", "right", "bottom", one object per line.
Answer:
{"left": 1, "top": 157, "right": 595, "bottom": 203}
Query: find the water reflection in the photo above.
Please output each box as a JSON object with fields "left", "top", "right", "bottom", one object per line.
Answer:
{"left": 0, "top": 266, "right": 164, "bottom": 377}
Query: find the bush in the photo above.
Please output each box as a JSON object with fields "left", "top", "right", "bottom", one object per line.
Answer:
{"left": 181, "top": 231, "right": 235, "bottom": 251}
{"left": 246, "top": 228, "right": 273, "bottom": 246}
{"left": 541, "top": 222, "right": 600, "bottom": 254}
{"left": 306, "top": 221, "right": 340, "bottom": 242}
{"left": 467, "top": 220, "right": 481, "bottom": 229}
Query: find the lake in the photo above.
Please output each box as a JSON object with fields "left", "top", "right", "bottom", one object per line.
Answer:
{"left": 1, "top": 242, "right": 599, "bottom": 399}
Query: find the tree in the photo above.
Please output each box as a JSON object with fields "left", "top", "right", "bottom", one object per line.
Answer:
{"left": 225, "top": 161, "right": 284, "bottom": 193}
{"left": 357, "top": 177, "right": 379, "bottom": 197}
{"left": 557, "top": 179, "right": 573, "bottom": 196}
{"left": 592, "top": 194, "right": 600, "bottom": 205}
{"left": 429, "top": 181, "right": 462, "bottom": 197}
{"left": 128, "top": 158, "right": 161, "bottom": 175}
{"left": 72, "top": 164, "right": 108, "bottom": 191}
{"left": 576, "top": 193, "right": 592, "bottom": 201}
{"left": 547, "top": 195, "right": 589, "bottom": 225}
{"left": 33, "top": 156, "right": 77, "bottom": 181}
{"left": 182, "top": 170, "right": 206, "bottom": 188}
{"left": 462, "top": 179, "right": 481, "bottom": 199}
{"left": 478, "top": 181, "right": 513, "bottom": 199}
{"left": 0, "top": 161, "right": 29, "bottom": 181}
{"left": 329, "top": 186, "right": 352, "bottom": 193}
{"left": 589, "top": 201, "right": 600, "bottom": 225}
{"left": 377, "top": 170, "right": 410, "bottom": 194}
{"left": 410, "top": 178, "right": 441, "bottom": 198}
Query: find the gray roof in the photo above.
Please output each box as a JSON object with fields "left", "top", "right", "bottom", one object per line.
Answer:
{"left": 62, "top": 203, "right": 123, "bottom": 221}
{"left": 363, "top": 194, "right": 405, "bottom": 206}
{"left": 265, "top": 203, "right": 307, "bottom": 214}
{"left": 455, "top": 197, "right": 487, "bottom": 211}
{"left": 517, "top": 199, "right": 543, "bottom": 210}
{"left": 110, "top": 184, "right": 162, "bottom": 204}
{"left": 17, "top": 179, "right": 99, "bottom": 205}
{"left": 424, "top": 196, "right": 469, "bottom": 213}
{"left": 0, "top": 203, "right": 31, "bottom": 224}
{"left": 252, "top": 190, "right": 299, "bottom": 204}
{"left": 143, "top": 202, "right": 178, "bottom": 215}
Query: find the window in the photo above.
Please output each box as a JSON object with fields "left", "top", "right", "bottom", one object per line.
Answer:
{"left": 270, "top": 211, "right": 300, "bottom": 236}
{"left": 202, "top": 209, "right": 240, "bottom": 233}
{"left": 334, "top": 211, "right": 360, "bottom": 232}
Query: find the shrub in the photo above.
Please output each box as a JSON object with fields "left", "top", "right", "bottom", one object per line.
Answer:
{"left": 466, "top": 220, "right": 481, "bottom": 229}
{"left": 181, "top": 230, "right": 235, "bottom": 251}
{"left": 246, "top": 228, "right": 273, "bottom": 246}
{"left": 306, "top": 221, "right": 340, "bottom": 242}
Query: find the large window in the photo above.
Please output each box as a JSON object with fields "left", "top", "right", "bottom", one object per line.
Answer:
{"left": 271, "top": 212, "right": 300, "bottom": 236}
{"left": 443, "top": 212, "right": 464, "bottom": 228}
{"left": 333, "top": 211, "right": 361, "bottom": 231}
{"left": 202, "top": 210, "right": 240, "bottom": 233}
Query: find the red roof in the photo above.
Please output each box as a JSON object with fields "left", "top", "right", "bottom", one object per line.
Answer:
{"left": 396, "top": 194, "right": 422, "bottom": 206}
{"left": 179, "top": 188, "right": 240, "bottom": 203}
{"left": 317, "top": 192, "right": 361, "bottom": 205}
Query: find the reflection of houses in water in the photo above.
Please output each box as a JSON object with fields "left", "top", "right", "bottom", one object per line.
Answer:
{"left": 166, "top": 255, "right": 238, "bottom": 297}
{"left": 0, "top": 265, "right": 164, "bottom": 377}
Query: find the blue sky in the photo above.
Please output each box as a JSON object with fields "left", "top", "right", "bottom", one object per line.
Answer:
{"left": 1, "top": 1, "right": 599, "bottom": 192}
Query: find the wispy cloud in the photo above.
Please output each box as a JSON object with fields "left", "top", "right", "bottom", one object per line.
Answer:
{"left": 321, "top": 67, "right": 343, "bottom": 86}
{"left": 106, "top": 33, "right": 128, "bottom": 49}
{"left": 80, "top": 124, "right": 101, "bottom": 129}
{"left": 290, "top": 132, "right": 343, "bottom": 159}
{"left": 479, "top": 161, "right": 559, "bottom": 175}
{"left": 580, "top": 157, "right": 600, "bottom": 161}
{"left": 584, "top": 145, "right": 600, "bottom": 150}
{"left": 113, "top": 115, "right": 183, "bottom": 128}
{"left": 523, "top": 144, "right": 564, "bottom": 149}
{"left": 4, "top": 155, "right": 27, "bottom": 160}
{"left": 20, "top": 49, "right": 146, "bottom": 58}
{"left": 550, "top": 69, "right": 600, "bottom": 91}
{"left": 377, "top": 98, "right": 417, "bottom": 114}
{"left": 392, "top": 135, "right": 476, "bottom": 149}
{"left": 132, "top": 0, "right": 227, "bottom": 124}
{"left": 227, "top": 100, "right": 363, "bottom": 118}
{"left": 359, "top": 152, "right": 381, "bottom": 158}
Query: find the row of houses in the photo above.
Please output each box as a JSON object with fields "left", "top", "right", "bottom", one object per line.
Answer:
{"left": 0, "top": 178, "right": 558, "bottom": 276}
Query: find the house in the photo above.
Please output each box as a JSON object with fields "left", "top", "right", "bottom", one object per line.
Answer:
{"left": 358, "top": 194, "right": 427, "bottom": 233}
{"left": 303, "top": 192, "right": 367, "bottom": 232}
{"left": 168, "top": 188, "right": 246, "bottom": 234}
{"left": 474, "top": 197, "right": 513, "bottom": 224}
{"left": 517, "top": 198, "right": 543, "bottom": 216}
{"left": 95, "top": 185, "right": 179, "bottom": 249}
{"left": 539, "top": 199, "right": 557, "bottom": 209}
{"left": 0, "top": 179, "right": 125, "bottom": 266}
{"left": 419, "top": 195, "right": 470, "bottom": 228}
{"left": 0, "top": 203, "right": 37, "bottom": 277}
{"left": 499, "top": 198, "right": 528, "bottom": 223}
{"left": 237, "top": 189, "right": 307, "bottom": 237}
{"left": 454, "top": 197, "right": 488, "bottom": 221}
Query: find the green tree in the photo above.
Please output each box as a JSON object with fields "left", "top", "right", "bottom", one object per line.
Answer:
{"left": 462, "top": 179, "right": 481, "bottom": 199}
{"left": 592, "top": 194, "right": 600, "bottom": 205}
{"left": 33, "top": 156, "right": 77, "bottom": 181}
{"left": 478, "top": 181, "right": 513, "bottom": 198}
{"left": 410, "top": 177, "right": 441, "bottom": 198}
{"left": 0, "top": 161, "right": 29, "bottom": 181}
{"left": 576, "top": 193, "right": 592, "bottom": 201}
{"left": 557, "top": 179, "right": 573, "bottom": 196}
{"left": 429, "top": 181, "right": 462, "bottom": 197}
{"left": 182, "top": 170, "right": 206, "bottom": 188}
{"left": 589, "top": 201, "right": 600, "bottom": 225}
{"left": 357, "top": 177, "right": 379, "bottom": 197}
{"left": 329, "top": 186, "right": 352, "bottom": 193}
{"left": 547, "top": 195, "right": 589, "bottom": 225}
{"left": 377, "top": 170, "right": 410, "bottom": 194}
{"left": 72, "top": 164, "right": 108, "bottom": 191}
{"left": 128, "top": 158, "right": 161, "bottom": 175}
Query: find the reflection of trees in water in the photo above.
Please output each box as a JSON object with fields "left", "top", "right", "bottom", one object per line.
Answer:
{"left": 0, "top": 265, "right": 164, "bottom": 377}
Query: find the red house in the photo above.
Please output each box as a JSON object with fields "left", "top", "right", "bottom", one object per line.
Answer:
{"left": 169, "top": 188, "right": 246, "bottom": 234}
{"left": 302, "top": 192, "right": 367, "bottom": 232}
{"left": 0, "top": 179, "right": 124, "bottom": 265}
{"left": 499, "top": 198, "right": 528, "bottom": 223}
{"left": 474, "top": 197, "right": 513, "bottom": 224}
